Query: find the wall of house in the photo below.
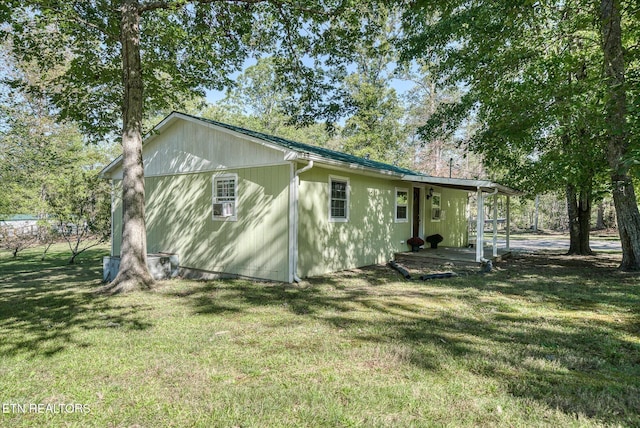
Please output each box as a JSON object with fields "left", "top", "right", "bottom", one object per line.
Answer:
{"left": 112, "top": 165, "right": 291, "bottom": 282}
{"left": 151, "top": 165, "right": 290, "bottom": 282}
{"left": 422, "top": 186, "right": 469, "bottom": 247}
{"left": 297, "top": 166, "right": 411, "bottom": 278}
{"left": 109, "top": 117, "right": 294, "bottom": 281}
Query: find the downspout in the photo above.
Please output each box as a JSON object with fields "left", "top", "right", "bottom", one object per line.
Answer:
{"left": 291, "top": 161, "right": 314, "bottom": 283}
{"left": 296, "top": 160, "right": 315, "bottom": 176}
{"left": 485, "top": 188, "right": 499, "bottom": 197}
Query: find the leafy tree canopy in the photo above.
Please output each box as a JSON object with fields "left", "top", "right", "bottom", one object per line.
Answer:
{"left": 5, "top": 0, "right": 390, "bottom": 140}
{"left": 399, "top": 1, "right": 617, "bottom": 194}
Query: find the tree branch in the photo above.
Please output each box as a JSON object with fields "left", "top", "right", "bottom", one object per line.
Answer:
{"left": 41, "top": 5, "right": 117, "bottom": 41}
{"left": 138, "top": 0, "right": 332, "bottom": 16}
{"left": 139, "top": 0, "right": 261, "bottom": 14}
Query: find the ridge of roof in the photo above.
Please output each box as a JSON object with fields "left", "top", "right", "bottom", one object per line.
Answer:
{"left": 175, "top": 111, "right": 423, "bottom": 177}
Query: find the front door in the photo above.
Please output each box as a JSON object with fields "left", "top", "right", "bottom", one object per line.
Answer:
{"left": 413, "top": 187, "right": 420, "bottom": 237}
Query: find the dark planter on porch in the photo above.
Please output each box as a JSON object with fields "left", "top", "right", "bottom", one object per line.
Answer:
{"left": 407, "top": 237, "right": 425, "bottom": 252}
{"left": 426, "top": 234, "right": 444, "bottom": 249}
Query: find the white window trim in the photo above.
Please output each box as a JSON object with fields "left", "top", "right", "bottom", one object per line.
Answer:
{"left": 329, "top": 175, "right": 350, "bottom": 223}
{"left": 395, "top": 187, "right": 409, "bottom": 223}
{"left": 431, "top": 192, "right": 442, "bottom": 222}
{"left": 212, "top": 172, "right": 238, "bottom": 222}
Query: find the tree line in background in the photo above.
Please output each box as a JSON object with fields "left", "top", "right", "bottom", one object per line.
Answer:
{"left": 0, "top": 45, "right": 113, "bottom": 262}
{"left": 1, "top": 1, "right": 639, "bottom": 291}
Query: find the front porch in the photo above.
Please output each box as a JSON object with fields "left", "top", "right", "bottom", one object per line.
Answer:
{"left": 394, "top": 246, "right": 512, "bottom": 271}
{"left": 401, "top": 175, "right": 521, "bottom": 266}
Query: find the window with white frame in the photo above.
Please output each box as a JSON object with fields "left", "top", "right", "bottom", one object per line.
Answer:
{"left": 431, "top": 192, "right": 441, "bottom": 221}
{"left": 212, "top": 173, "right": 238, "bottom": 221}
{"left": 329, "top": 177, "right": 349, "bottom": 222}
{"left": 395, "top": 188, "right": 408, "bottom": 222}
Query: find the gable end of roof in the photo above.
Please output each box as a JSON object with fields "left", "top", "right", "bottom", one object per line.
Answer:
{"left": 101, "top": 111, "right": 425, "bottom": 178}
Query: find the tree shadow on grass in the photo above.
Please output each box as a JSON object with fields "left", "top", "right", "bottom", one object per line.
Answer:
{"left": 396, "top": 314, "right": 639, "bottom": 424}
{"left": 483, "top": 253, "right": 640, "bottom": 311}
{"left": 166, "top": 254, "right": 640, "bottom": 426}
{"left": 0, "top": 248, "right": 153, "bottom": 358}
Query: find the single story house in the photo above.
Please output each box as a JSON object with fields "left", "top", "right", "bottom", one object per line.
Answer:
{"left": 101, "top": 111, "right": 518, "bottom": 282}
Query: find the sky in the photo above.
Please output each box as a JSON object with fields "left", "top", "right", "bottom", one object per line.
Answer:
{"left": 203, "top": 56, "right": 418, "bottom": 107}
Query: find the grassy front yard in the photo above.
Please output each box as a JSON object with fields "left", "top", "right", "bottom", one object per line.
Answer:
{"left": 1, "top": 244, "right": 639, "bottom": 427}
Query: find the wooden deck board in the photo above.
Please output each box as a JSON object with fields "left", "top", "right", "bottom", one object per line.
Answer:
{"left": 393, "top": 247, "right": 511, "bottom": 271}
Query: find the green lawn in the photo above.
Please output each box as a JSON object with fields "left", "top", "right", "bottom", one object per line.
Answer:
{"left": 1, "top": 244, "right": 639, "bottom": 427}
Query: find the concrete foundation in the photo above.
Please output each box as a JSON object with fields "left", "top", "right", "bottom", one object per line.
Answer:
{"left": 103, "top": 253, "right": 180, "bottom": 282}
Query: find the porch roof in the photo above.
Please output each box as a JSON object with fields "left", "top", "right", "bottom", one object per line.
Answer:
{"left": 401, "top": 175, "right": 521, "bottom": 196}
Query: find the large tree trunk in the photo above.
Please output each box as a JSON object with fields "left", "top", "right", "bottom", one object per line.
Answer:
{"left": 566, "top": 184, "right": 593, "bottom": 255}
{"left": 600, "top": 0, "right": 640, "bottom": 270}
{"left": 103, "top": 0, "right": 154, "bottom": 293}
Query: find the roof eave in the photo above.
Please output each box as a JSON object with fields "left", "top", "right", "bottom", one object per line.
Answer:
{"left": 99, "top": 157, "right": 121, "bottom": 179}
{"left": 302, "top": 153, "right": 406, "bottom": 179}
{"left": 402, "top": 175, "right": 521, "bottom": 196}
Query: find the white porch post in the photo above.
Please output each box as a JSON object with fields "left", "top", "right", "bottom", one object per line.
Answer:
{"left": 110, "top": 181, "right": 116, "bottom": 257}
{"left": 506, "top": 196, "right": 511, "bottom": 251}
{"left": 493, "top": 193, "right": 498, "bottom": 258}
{"left": 476, "top": 188, "right": 484, "bottom": 262}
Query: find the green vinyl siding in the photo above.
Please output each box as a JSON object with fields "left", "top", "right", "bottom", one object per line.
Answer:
{"left": 113, "top": 165, "right": 290, "bottom": 282}
{"left": 297, "top": 167, "right": 411, "bottom": 278}
{"left": 423, "top": 187, "right": 469, "bottom": 247}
